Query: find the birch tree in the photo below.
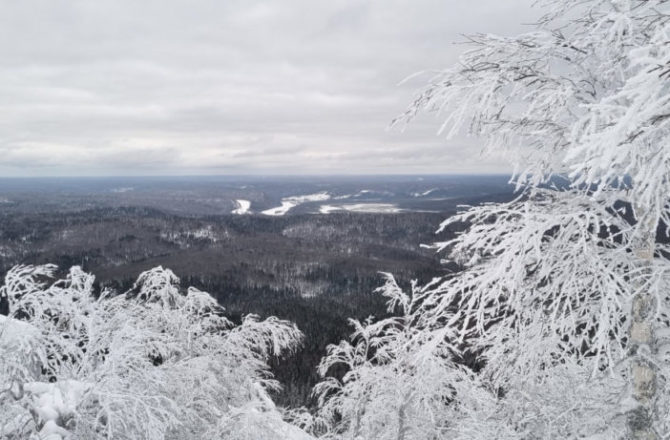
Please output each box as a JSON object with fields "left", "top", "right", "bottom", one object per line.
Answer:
{"left": 389, "top": 0, "right": 670, "bottom": 438}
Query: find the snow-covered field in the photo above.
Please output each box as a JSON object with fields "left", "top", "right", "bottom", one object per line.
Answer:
{"left": 319, "top": 203, "right": 402, "bottom": 214}
{"left": 262, "top": 192, "right": 331, "bottom": 216}
{"left": 262, "top": 201, "right": 299, "bottom": 216}
{"left": 232, "top": 199, "right": 251, "bottom": 214}
{"left": 319, "top": 205, "right": 342, "bottom": 214}
{"left": 333, "top": 189, "right": 394, "bottom": 200}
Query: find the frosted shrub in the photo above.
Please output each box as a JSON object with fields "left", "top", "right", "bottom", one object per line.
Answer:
{"left": 0, "top": 265, "right": 309, "bottom": 440}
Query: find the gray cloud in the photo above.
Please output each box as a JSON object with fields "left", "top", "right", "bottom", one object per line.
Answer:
{"left": 0, "top": 0, "right": 536, "bottom": 177}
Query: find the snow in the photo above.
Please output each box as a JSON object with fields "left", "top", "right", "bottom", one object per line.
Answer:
{"left": 334, "top": 191, "right": 393, "bottom": 200}
{"left": 110, "top": 187, "right": 134, "bottom": 193}
{"left": 24, "top": 380, "right": 91, "bottom": 440}
{"left": 0, "top": 314, "right": 38, "bottom": 344}
{"left": 319, "top": 203, "right": 402, "bottom": 214}
{"left": 274, "top": 420, "right": 315, "bottom": 440}
{"left": 40, "top": 421, "right": 69, "bottom": 440}
{"left": 411, "top": 188, "right": 438, "bottom": 197}
{"left": 342, "top": 203, "right": 401, "bottom": 213}
{"left": 232, "top": 199, "right": 251, "bottom": 215}
{"left": 319, "top": 205, "right": 341, "bottom": 214}
{"left": 262, "top": 192, "right": 330, "bottom": 216}
{"left": 262, "top": 201, "right": 298, "bottom": 216}
{"left": 288, "top": 192, "right": 331, "bottom": 203}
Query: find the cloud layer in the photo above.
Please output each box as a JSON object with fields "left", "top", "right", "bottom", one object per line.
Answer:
{"left": 0, "top": 0, "right": 537, "bottom": 176}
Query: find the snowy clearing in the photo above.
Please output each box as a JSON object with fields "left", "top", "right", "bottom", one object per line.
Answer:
{"left": 319, "top": 203, "right": 402, "bottom": 214}
{"left": 262, "top": 201, "right": 298, "bottom": 216}
{"left": 331, "top": 190, "right": 393, "bottom": 200}
{"left": 232, "top": 199, "right": 251, "bottom": 214}
{"left": 262, "top": 192, "right": 330, "bottom": 216}
{"left": 319, "top": 205, "right": 342, "bottom": 214}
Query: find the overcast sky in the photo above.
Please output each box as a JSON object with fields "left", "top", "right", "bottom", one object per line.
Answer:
{"left": 0, "top": 0, "right": 538, "bottom": 177}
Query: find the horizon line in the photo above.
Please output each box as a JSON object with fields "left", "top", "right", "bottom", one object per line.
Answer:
{"left": 0, "top": 172, "right": 513, "bottom": 180}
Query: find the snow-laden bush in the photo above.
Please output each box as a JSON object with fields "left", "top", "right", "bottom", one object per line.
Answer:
{"left": 0, "top": 265, "right": 310, "bottom": 440}
{"left": 311, "top": 275, "right": 475, "bottom": 440}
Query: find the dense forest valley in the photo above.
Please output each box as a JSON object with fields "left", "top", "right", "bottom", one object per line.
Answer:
{"left": 0, "top": 175, "right": 514, "bottom": 406}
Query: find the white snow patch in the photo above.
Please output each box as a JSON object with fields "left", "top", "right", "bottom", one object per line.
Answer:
{"left": 287, "top": 192, "right": 331, "bottom": 204}
{"left": 319, "top": 203, "right": 402, "bottom": 214}
{"left": 329, "top": 191, "right": 394, "bottom": 200}
{"left": 411, "top": 188, "right": 439, "bottom": 197}
{"left": 110, "top": 187, "right": 134, "bottom": 193}
{"left": 262, "top": 192, "right": 330, "bottom": 216}
{"left": 319, "top": 205, "right": 341, "bottom": 214}
{"left": 355, "top": 189, "right": 375, "bottom": 197}
{"left": 352, "top": 189, "right": 393, "bottom": 198}
{"left": 0, "top": 315, "right": 38, "bottom": 344}
{"left": 232, "top": 199, "right": 251, "bottom": 215}
{"left": 341, "top": 203, "right": 401, "bottom": 213}
{"left": 262, "top": 201, "right": 299, "bottom": 216}
{"left": 24, "top": 380, "right": 91, "bottom": 440}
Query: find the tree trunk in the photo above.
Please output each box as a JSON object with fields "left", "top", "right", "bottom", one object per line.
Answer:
{"left": 396, "top": 401, "right": 407, "bottom": 440}
{"left": 627, "top": 206, "right": 658, "bottom": 440}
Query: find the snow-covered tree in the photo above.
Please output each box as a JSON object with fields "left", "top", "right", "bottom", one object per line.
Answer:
{"left": 0, "top": 264, "right": 311, "bottom": 440}
{"left": 384, "top": 0, "right": 670, "bottom": 438}
{"left": 313, "top": 274, "right": 469, "bottom": 440}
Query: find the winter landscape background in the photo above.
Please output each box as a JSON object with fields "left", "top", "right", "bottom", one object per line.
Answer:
{"left": 5, "top": 0, "right": 670, "bottom": 438}
{"left": 0, "top": 174, "right": 513, "bottom": 407}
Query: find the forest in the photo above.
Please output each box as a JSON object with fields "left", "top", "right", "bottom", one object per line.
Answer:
{"left": 0, "top": 205, "right": 475, "bottom": 408}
